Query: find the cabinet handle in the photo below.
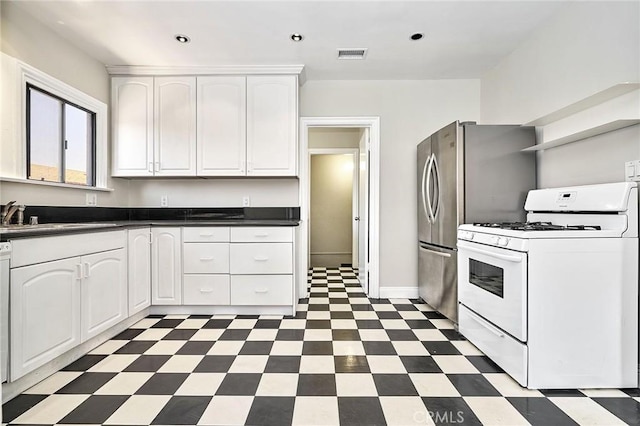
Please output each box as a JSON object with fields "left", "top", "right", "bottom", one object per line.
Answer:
{"left": 155, "top": 162, "right": 160, "bottom": 172}
{"left": 254, "top": 233, "right": 269, "bottom": 238}
{"left": 253, "top": 256, "right": 269, "bottom": 262}
{"left": 247, "top": 161, "right": 252, "bottom": 172}
{"left": 83, "top": 262, "right": 91, "bottom": 278}
{"left": 240, "top": 161, "right": 245, "bottom": 173}
{"left": 149, "top": 233, "right": 153, "bottom": 245}
{"left": 148, "top": 162, "right": 153, "bottom": 173}
{"left": 76, "top": 264, "right": 83, "bottom": 280}
{"left": 199, "top": 233, "right": 214, "bottom": 237}
{"left": 254, "top": 288, "right": 269, "bottom": 294}
{"left": 199, "top": 257, "right": 215, "bottom": 262}
{"left": 199, "top": 288, "right": 213, "bottom": 293}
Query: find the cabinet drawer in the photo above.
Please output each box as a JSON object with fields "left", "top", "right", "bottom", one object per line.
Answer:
{"left": 230, "top": 275, "right": 292, "bottom": 305}
{"left": 183, "top": 275, "right": 230, "bottom": 305}
{"left": 230, "top": 227, "right": 293, "bottom": 243}
{"left": 230, "top": 243, "right": 292, "bottom": 274}
{"left": 183, "top": 227, "right": 230, "bottom": 243}
{"left": 183, "top": 243, "right": 230, "bottom": 273}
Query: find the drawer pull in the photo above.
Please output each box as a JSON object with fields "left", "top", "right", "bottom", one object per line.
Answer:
{"left": 199, "top": 233, "right": 214, "bottom": 237}
{"left": 253, "top": 256, "right": 269, "bottom": 261}
{"left": 199, "top": 257, "right": 215, "bottom": 262}
{"left": 199, "top": 288, "right": 213, "bottom": 293}
{"left": 255, "top": 233, "right": 269, "bottom": 237}
{"left": 254, "top": 288, "right": 269, "bottom": 294}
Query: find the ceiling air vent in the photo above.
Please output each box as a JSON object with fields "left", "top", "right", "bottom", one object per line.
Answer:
{"left": 337, "top": 48, "right": 368, "bottom": 60}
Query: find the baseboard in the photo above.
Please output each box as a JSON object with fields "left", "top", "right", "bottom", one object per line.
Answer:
{"left": 378, "top": 286, "right": 419, "bottom": 299}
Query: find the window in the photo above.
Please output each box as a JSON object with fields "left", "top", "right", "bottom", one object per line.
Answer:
{"left": 27, "top": 84, "right": 96, "bottom": 186}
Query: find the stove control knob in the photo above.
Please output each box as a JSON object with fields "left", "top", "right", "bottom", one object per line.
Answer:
{"left": 460, "top": 231, "right": 474, "bottom": 240}
{"left": 498, "top": 237, "right": 510, "bottom": 246}
{"left": 491, "top": 236, "right": 500, "bottom": 245}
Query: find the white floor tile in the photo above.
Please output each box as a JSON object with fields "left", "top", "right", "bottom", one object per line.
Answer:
{"left": 94, "top": 372, "right": 154, "bottom": 395}
{"left": 332, "top": 341, "right": 365, "bottom": 356}
{"left": 483, "top": 374, "right": 543, "bottom": 397}
{"left": 580, "top": 388, "right": 631, "bottom": 397}
{"left": 550, "top": 397, "right": 628, "bottom": 425}
{"left": 451, "top": 340, "right": 484, "bottom": 356}
{"left": 309, "top": 297, "right": 329, "bottom": 304}
{"left": 104, "top": 395, "right": 171, "bottom": 425}
{"left": 400, "top": 311, "right": 432, "bottom": 320}
{"left": 280, "top": 319, "right": 307, "bottom": 329}
{"left": 198, "top": 396, "right": 253, "bottom": 425}
{"left": 359, "top": 330, "right": 390, "bottom": 341}
{"left": 23, "top": 371, "right": 83, "bottom": 394}
{"left": 13, "top": 394, "right": 90, "bottom": 424}
{"left": 228, "top": 355, "right": 269, "bottom": 373}
{"left": 329, "top": 304, "right": 352, "bottom": 311}
{"left": 335, "top": 373, "right": 378, "bottom": 396}
{"left": 464, "top": 396, "right": 531, "bottom": 425}
{"left": 392, "top": 341, "right": 430, "bottom": 356}
{"left": 304, "top": 329, "right": 333, "bottom": 341}
{"left": 256, "top": 373, "right": 299, "bottom": 396}
{"left": 247, "top": 329, "right": 278, "bottom": 341}
{"left": 292, "top": 396, "right": 340, "bottom": 426}
{"left": 270, "top": 341, "right": 303, "bottom": 356}
{"left": 88, "top": 340, "right": 127, "bottom": 355}
{"left": 207, "top": 340, "right": 244, "bottom": 355}
{"left": 191, "top": 329, "right": 224, "bottom": 341}
{"left": 133, "top": 328, "right": 171, "bottom": 340}
{"left": 130, "top": 318, "right": 160, "bottom": 329}
{"left": 372, "top": 304, "right": 396, "bottom": 312}
{"left": 366, "top": 355, "right": 407, "bottom": 373}
{"left": 431, "top": 319, "right": 455, "bottom": 329}
{"left": 432, "top": 355, "right": 479, "bottom": 374}
{"left": 380, "top": 396, "right": 436, "bottom": 426}
{"left": 157, "top": 355, "right": 204, "bottom": 373}
{"left": 352, "top": 311, "right": 379, "bottom": 320}
{"left": 175, "top": 319, "right": 209, "bottom": 329}
{"left": 228, "top": 319, "right": 257, "bottom": 329}
{"left": 380, "top": 319, "right": 410, "bottom": 329}
{"left": 144, "top": 340, "right": 186, "bottom": 355}
{"left": 175, "top": 373, "right": 225, "bottom": 396}
{"left": 306, "top": 311, "right": 331, "bottom": 320}
{"left": 299, "top": 355, "right": 336, "bottom": 374}
{"left": 413, "top": 329, "right": 448, "bottom": 341}
{"left": 331, "top": 319, "right": 358, "bottom": 329}
{"left": 409, "top": 373, "right": 461, "bottom": 397}
{"left": 88, "top": 354, "right": 139, "bottom": 372}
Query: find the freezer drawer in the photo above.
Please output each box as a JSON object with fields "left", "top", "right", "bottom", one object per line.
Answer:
{"left": 418, "top": 243, "right": 457, "bottom": 322}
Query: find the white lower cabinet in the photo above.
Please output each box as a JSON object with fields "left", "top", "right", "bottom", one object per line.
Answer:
{"left": 10, "top": 257, "right": 81, "bottom": 381}
{"left": 152, "top": 228, "right": 182, "bottom": 305}
{"left": 230, "top": 275, "right": 292, "bottom": 305}
{"left": 128, "top": 228, "right": 151, "bottom": 315}
{"left": 183, "top": 275, "right": 230, "bottom": 305}
{"left": 81, "top": 249, "right": 127, "bottom": 342}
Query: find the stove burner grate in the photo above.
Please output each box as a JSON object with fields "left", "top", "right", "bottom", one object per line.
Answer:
{"left": 473, "top": 221, "right": 602, "bottom": 231}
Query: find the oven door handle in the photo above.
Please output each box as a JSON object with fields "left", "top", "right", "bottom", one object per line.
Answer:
{"left": 458, "top": 242, "right": 523, "bottom": 263}
{"left": 419, "top": 245, "right": 452, "bottom": 258}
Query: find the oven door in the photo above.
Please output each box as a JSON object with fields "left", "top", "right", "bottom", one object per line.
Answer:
{"left": 457, "top": 240, "right": 527, "bottom": 341}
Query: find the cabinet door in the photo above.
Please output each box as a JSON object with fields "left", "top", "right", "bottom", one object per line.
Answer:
{"left": 81, "top": 249, "right": 127, "bottom": 342}
{"left": 197, "top": 76, "right": 246, "bottom": 176}
{"left": 128, "top": 228, "right": 151, "bottom": 315}
{"left": 246, "top": 75, "right": 298, "bottom": 176}
{"left": 154, "top": 76, "right": 197, "bottom": 176}
{"left": 152, "top": 228, "right": 182, "bottom": 304}
{"left": 112, "top": 76, "right": 154, "bottom": 177}
{"left": 10, "top": 257, "right": 81, "bottom": 380}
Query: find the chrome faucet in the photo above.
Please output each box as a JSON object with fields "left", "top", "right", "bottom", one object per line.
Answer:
{"left": 2, "top": 201, "right": 21, "bottom": 226}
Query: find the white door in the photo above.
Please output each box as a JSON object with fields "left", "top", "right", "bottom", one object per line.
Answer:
{"left": 197, "top": 76, "right": 247, "bottom": 176}
{"left": 128, "top": 228, "right": 152, "bottom": 315}
{"left": 10, "top": 257, "right": 81, "bottom": 380}
{"left": 154, "top": 76, "right": 197, "bottom": 176}
{"left": 246, "top": 75, "right": 297, "bottom": 176}
{"left": 111, "top": 76, "right": 154, "bottom": 177}
{"left": 358, "top": 128, "right": 370, "bottom": 293}
{"left": 352, "top": 152, "right": 359, "bottom": 268}
{"left": 81, "top": 249, "right": 127, "bottom": 342}
{"left": 152, "top": 228, "right": 182, "bottom": 305}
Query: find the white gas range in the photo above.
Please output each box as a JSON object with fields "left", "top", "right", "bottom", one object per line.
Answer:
{"left": 457, "top": 182, "right": 638, "bottom": 389}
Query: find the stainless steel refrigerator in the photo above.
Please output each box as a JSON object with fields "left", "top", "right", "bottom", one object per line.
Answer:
{"left": 417, "top": 121, "right": 536, "bottom": 322}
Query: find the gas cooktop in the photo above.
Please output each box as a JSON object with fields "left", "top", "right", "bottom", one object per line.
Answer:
{"left": 472, "top": 221, "right": 602, "bottom": 231}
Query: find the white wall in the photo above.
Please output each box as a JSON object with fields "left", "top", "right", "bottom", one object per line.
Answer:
{"left": 300, "top": 79, "right": 481, "bottom": 289}
{"left": 0, "top": 1, "right": 129, "bottom": 206}
{"left": 481, "top": 1, "right": 640, "bottom": 188}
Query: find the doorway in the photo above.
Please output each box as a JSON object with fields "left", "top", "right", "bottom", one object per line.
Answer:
{"left": 299, "top": 117, "right": 380, "bottom": 299}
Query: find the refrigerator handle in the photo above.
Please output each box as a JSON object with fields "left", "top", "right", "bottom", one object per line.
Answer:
{"left": 421, "top": 154, "right": 432, "bottom": 223}
{"left": 425, "top": 154, "right": 436, "bottom": 223}
{"left": 432, "top": 154, "right": 441, "bottom": 221}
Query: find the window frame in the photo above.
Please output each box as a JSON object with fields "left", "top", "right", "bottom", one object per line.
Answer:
{"left": 18, "top": 60, "right": 108, "bottom": 189}
{"left": 26, "top": 83, "right": 98, "bottom": 186}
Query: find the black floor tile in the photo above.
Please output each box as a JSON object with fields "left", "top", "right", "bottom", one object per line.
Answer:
{"left": 219, "top": 329, "right": 252, "bottom": 340}
{"left": 307, "top": 304, "right": 330, "bottom": 311}
{"left": 422, "top": 341, "right": 461, "bottom": 355}
{"left": 369, "top": 298, "right": 391, "bottom": 304}
{"left": 593, "top": 397, "right": 640, "bottom": 425}
{"left": 423, "top": 311, "right": 447, "bottom": 319}
{"left": 297, "top": 374, "right": 336, "bottom": 396}
{"left": 59, "top": 395, "right": 129, "bottom": 424}
{"left": 302, "top": 341, "right": 334, "bottom": 355}
{"left": 264, "top": 356, "right": 301, "bottom": 373}
{"left": 245, "top": 396, "right": 295, "bottom": 426}
{"left": 162, "top": 329, "right": 198, "bottom": 340}
{"left": 123, "top": 355, "right": 171, "bottom": 372}
{"left": 335, "top": 356, "right": 370, "bottom": 373}
{"left": 393, "top": 304, "right": 418, "bottom": 311}
{"left": 276, "top": 329, "right": 305, "bottom": 341}
{"left": 1, "top": 394, "right": 48, "bottom": 423}
{"left": 61, "top": 354, "right": 107, "bottom": 371}
{"left": 194, "top": 355, "right": 236, "bottom": 373}
{"left": 467, "top": 355, "right": 504, "bottom": 373}
{"left": 386, "top": 329, "right": 418, "bottom": 341}
{"left": 112, "top": 328, "right": 144, "bottom": 340}
{"left": 305, "top": 320, "right": 332, "bottom": 329}
{"left": 330, "top": 311, "right": 355, "bottom": 319}
{"left": 541, "top": 389, "right": 586, "bottom": 397}
{"left": 328, "top": 298, "right": 350, "bottom": 304}
{"left": 400, "top": 356, "right": 442, "bottom": 373}
{"left": 151, "top": 319, "right": 184, "bottom": 328}
{"left": 216, "top": 373, "right": 262, "bottom": 395}
{"left": 363, "top": 341, "right": 397, "bottom": 355}
{"left": 338, "top": 397, "right": 386, "bottom": 425}
{"left": 376, "top": 311, "right": 402, "bottom": 319}
{"left": 356, "top": 320, "right": 383, "bottom": 329}
{"left": 405, "top": 319, "right": 436, "bottom": 329}
{"left": 188, "top": 314, "right": 212, "bottom": 319}
{"left": 114, "top": 340, "right": 156, "bottom": 354}
{"left": 351, "top": 304, "right": 375, "bottom": 311}
{"left": 56, "top": 372, "right": 117, "bottom": 394}
{"left": 203, "top": 319, "right": 234, "bottom": 329}
{"left": 623, "top": 388, "right": 640, "bottom": 397}
{"left": 441, "top": 328, "right": 466, "bottom": 340}
{"left": 135, "top": 373, "right": 189, "bottom": 395}
{"left": 508, "top": 397, "right": 579, "bottom": 426}
{"left": 373, "top": 374, "right": 418, "bottom": 396}
{"left": 239, "top": 341, "right": 273, "bottom": 355}
{"left": 422, "top": 397, "right": 482, "bottom": 426}
{"left": 176, "top": 341, "right": 215, "bottom": 355}
{"left": 447, "top": 374, "right": 501, "bottom": 396}
{"left": 151, "top": 396, "right": 211, "bottom": 425}
{"left": 332, "top": 330, "right": 360, "bottom": 341}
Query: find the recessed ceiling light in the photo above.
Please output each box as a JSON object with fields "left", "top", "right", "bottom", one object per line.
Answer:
{"left": 290, "top": 33, "right": 304, "bottom": 42}
{"left": 175, "top": 34, "right": 191, "bottom": 43}
{"left": 410, "top": 33, "right": 424, "bottom": 41}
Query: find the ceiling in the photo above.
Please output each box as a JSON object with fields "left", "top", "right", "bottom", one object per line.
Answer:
{"left": 9, "top": 0, "right": 571, "bottom": 81}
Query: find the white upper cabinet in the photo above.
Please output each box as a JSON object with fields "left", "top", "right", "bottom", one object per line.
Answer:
{"left": 112, "top": 76, "right": 154, "bottom": 176}
{"left": 154, "top": 76, "right": 197, "bottom": 176}
{"left": 197, "top": 76, "right": 247, "bottom": 176}
{"left": 246, "top": 75, "right": 298, "bottom": 176}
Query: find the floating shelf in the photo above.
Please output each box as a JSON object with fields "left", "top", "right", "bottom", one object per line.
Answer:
{"left": 522, "top": 119, "right": 640, "bottom": 152}
{"left": 525, "top": 82, "right": 640, "bottom": 126}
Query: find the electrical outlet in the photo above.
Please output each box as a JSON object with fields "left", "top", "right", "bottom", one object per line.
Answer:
{"left": 160, "top": 195, "right": 168, "bottom": 207}
{"left": 625, "top": 160, "right": 640, "bottom": 182}
{"left": 86, "top": 193, "right": 97, "bottom": 206}
{"left": 242, "top": 196, "right": 251, "bottom": 207}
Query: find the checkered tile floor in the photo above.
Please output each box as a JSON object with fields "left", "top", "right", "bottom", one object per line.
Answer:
{"left": 3, "top": 267, "right": 640, "bottom": 425}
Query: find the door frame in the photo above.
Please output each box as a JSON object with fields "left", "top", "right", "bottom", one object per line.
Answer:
{"left": 307, "top": 148, "right": 360, "bottom": 268}
{"left": 299, "top": 117, "right": 381, "bottom": 298}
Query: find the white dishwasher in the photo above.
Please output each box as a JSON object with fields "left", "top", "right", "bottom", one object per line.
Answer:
{"left": 1, "top": 241, "right": 11, "bottom": 386}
